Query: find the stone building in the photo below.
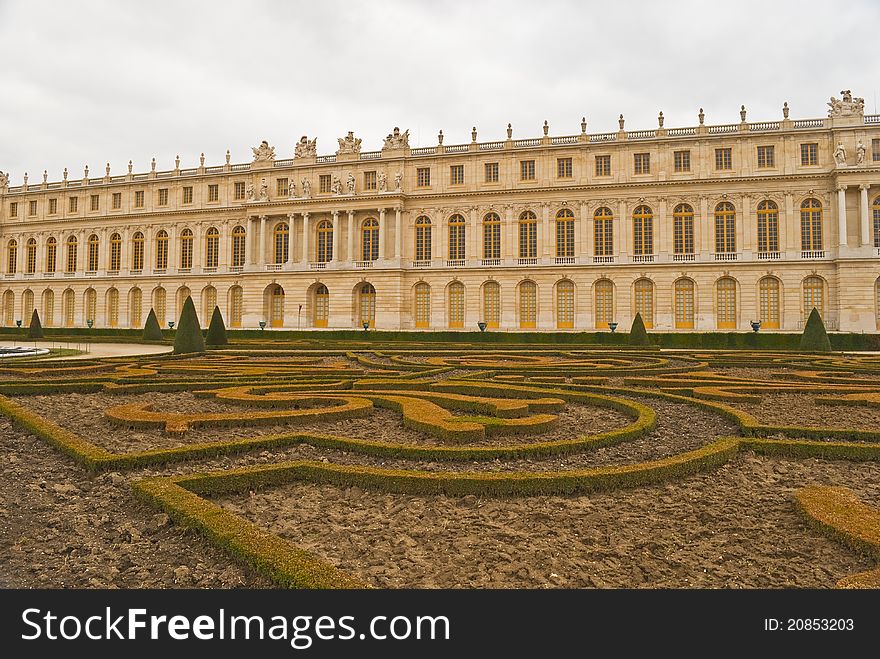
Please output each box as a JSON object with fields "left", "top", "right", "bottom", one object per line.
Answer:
{"left": 1, "top": 91, "right": 879, "bottom": 332}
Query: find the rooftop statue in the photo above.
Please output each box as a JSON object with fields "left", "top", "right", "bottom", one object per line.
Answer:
{"left": 337, "top": 131, "right": 362, "bottom": 155}
{"left": 0, "top": 170, "right": 8, "bottom": 188}
{"left": 382, "top": 127, "right": 410, "bottom": 150}
{"left": 294, "top": 136, "right": 317, "bottom": 159}
{"left": 827, "top": 89, "right": 865, "bottom": 118}
{"left": 252, "top": 140, "right": 276, "bottom": 162}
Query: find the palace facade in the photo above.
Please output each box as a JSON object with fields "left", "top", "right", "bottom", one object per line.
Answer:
{"left": 1, "top": 91, "right": 880, "bottom": 333}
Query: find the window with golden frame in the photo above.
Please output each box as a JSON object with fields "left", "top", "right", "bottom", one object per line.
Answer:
{"left": 673, "top": 204, "right": 694, "bottom": 255}
{"left": 483, "top": 213, "right": 501, "bottom": 260}
{"left": 359, "top": 283, "right": 376, "bottom": 328}
{"left": 714, "top": 202, "right": 736, "bottom": 253}
{"left": 156, "top": 230, "right": 169, "bottom": 269}
{"left": 800, "top": 198, "right": 822, "bottom": 251}
{"left": 633, "top": 279, "right": 654, "bottom": 328}
{"left": 179, "top": 229, "right": 193, "bottom": 269}
{"left": 519, "top": 281, "right": 537, "bottom": 329}
{"left": 205, "top": 228, "right": 220, "bottom": 268}
{"left": 203, "top": 286, "right": 217, "bottom": 323}
{"left": 269, "top": 284, "right": 285, "bottom": 327}
{"left": 448, "top": 215, "right": 466, "bottom": 260}
{"left": 556, "top": 209, "right": 574, "bottom": 258}
{"left": 557, "top": 158, "right": 572, "bottom": 179}
{"left": 715, "top": 148, "right": 732, "bottom": 170}
{"left": 232, "top": 226, "right": 246, "bottom": 267}
{"left": 109, "top": 233, "right": 121, "bottom": 271}
{"left": 107, "top": 288, "right": 119, "bottom": 327}
{"left": 154, "top": 287, "right": 166, "bottom": 326}
{"left": 632, "top": 205, "right": 653, "bottom": 255}
{"left": 450, "top": 165, "right": 464, "bottom": 186}
{"left": 757, "top": 200, "right": 779, "bottom": 253}
{"left": 63, "top": 289, "right": 75, "bottom": 327}
{"left": 230, "top": 285, "right": 243, "bottom": 328}
{"left": 716, "top": 277, "right": 736, "bottom": 329}
{"left": 25, "top": 238, "right": 36, "bottom": 274}
{"left": 275, "top": 178, "right": 288, "bottom": 197}
{"left": 800, "top": 143, "right": 818, "bottom": 166}
{"left": 595, "top": 155, "right": 611, "bottom": 177}
{"left": 447, "top": 282, "right": 464, "bottom": 328}
{"left": 633, "top": 153, "right": 650, "bottom": 175}
{"left": 518, "top": 211, "right": 537, "bottom": 259}
{"left": 313, "top": 284, "right": 329, "bottom": 328}
{"left": 414, "top": 282, "right": 430, "bottom": 328}
{"left": 46, "top": 237, "right": 57, "bottom": 273}
{"left": 6, "top": 240, "right": 17, "bottom": 274}
{"left": 208, "top": 184, "right": 219, "bottom": 202}
{"left": 274, "top": 222, "right": 289, "bottom": 264}
{"left": 316, "top": 220, "right": 333, "bottom": 262}
{"left": 556, "top": 280, "right": 574, "bottom": 329}
{"left": 483, "top": 281, "right": 500, "bottom": 328}
{"left": 84, "top": 288, "right": 96, "bottom": 324}
{"left": 130, "top": 288, "right": 142, "bottom": 328}
{"left": 362, "top": 218, "right": 379, "bottom": 261}
{"left": 594, "top": 280, "right": 614, "bottom": 328}
{"left": 484, "top": 162, "right": 499, "bottom": 183}
{"left": 520, "top": 160, "right": 535, "bottom": 181}
{"left": 802, "top": 276, "right": 825, "bottom": 323}
{"left": 158, "top": 188, "right": 169, "bottom": 206}
{"left": 757, "top": 145, "right": 775, "bottom": 168}
{"left": 759, "top": 276, "right": 780, "bottom": 329}
{"left": 182, "top": 187, "right": 193, "bottom": 204}
{"left": 674, "top": 279, "right": 695, "bottom": 329}
{"left": 319, "top": 175, "right": 332, "bottom": 194}
{"left": 87, "top": 234, "right": 99, "bottom": 271}
{"left": 594, "top": 207, "right": 614, "bottom": 256}
{"left": 131, "top": 232, "right": 145, "bottom": 270}
{"left": 363, "top": 171, "right": 377, "bottom": 191}
{"left": 673, "top": 150, "right": 690, "bottom": 173}
{"left": 22, "top": 290, "right": 34, "bottom": 326}
{"left": 43, "top": 290, "right": 54, "bottom": 327}
{"left": 416, "top": 167, "right": 431, "bottom": 187}
{"left": 873, "top": 196, "right": 880, "bottom": 247}
{"left": 414, "top": 216, "right": 432, "bottom": 261}
{"left": 66, "top": 236, "right": 77, "bottom": 273}
{"left": 112, "top": 193, "right": 122, "bottom": 210}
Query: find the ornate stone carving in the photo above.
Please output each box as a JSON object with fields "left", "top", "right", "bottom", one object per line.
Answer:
{"left": 856, "top": 140, "right": 866, "bottom": 166}
{"left": 288, "top": 180, "right": 297, "bottom": 198}
{"left": 0, "top": 170, "right": 8, "bottom": 188}
{"left": 827, "top": 90, "right": 865, "bottom": 118}
{"left": 258, "top": 178, "right": 269, "bottom": 201}
{"left": 336, "top": 131, "right": 362, "bottom": 155}
{"left": 382, "top": 127, "right": 410, "bottom": 150}
{"left": 346, "top": 172, "right": 355, "bottom": 195}
{"left": 294, "top": 136, "right": 317, "bottom": 158}
{"left": 331, "top": 174, "right": 343, "bottom": 195}
{"left": 246, "top": 182, "right": 256, "bottom": 201}
{"left": 252, "top": 140, "right": 276, "bottom": 162}
{"left": 377, "top": 171, "right": 387, "bottom": 192}
{"left": 833, "top": 141, "right": 847, "bottom": 166}
{"left": 301, "top": 179, "right": 312, "bottom": 199}
{"left": 394, "top": 171, "right": 402, "bottom": 192}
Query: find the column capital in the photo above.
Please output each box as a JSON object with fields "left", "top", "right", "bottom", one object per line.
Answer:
{"left": 378, "top": 207, "right": 386, "bottom": 214}
{"left": 287, "top": 212, "right": 296, "bottom": 219}
{"left": 347, "top": 209, "right": 355, "bottom": 217}
{"left": 332, "top": 210, "right": 339, "bottom": 218}
{"left": 859, "top": 183, "right": 870, "bottom": 191}
{"left": 837, "top": 185, "right": 848, "bottom": 192}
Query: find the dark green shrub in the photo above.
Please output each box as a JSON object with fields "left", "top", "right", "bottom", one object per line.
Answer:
{"left": 142, "top": 308, "right": 164, "bottom": 341}
{"left": 173, "top": 296, "right": 205, "bottom": 354}
{"left": 628, "top": 313, "right": 650, "bottom": 346}
{"left": 799, "top": 307, "right": 832, "bottom": 352}
{"left": 205, "top": 306, "right": 228, "bottom": 346}
{"left": 27, "top": 309, "right": 44, "bottom": 339}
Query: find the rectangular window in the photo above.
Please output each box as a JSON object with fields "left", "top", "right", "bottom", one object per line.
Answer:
{"left": 208, "top": 184, "right": 219, "bottom": 202}
{"left": 68, "top": 197, "right": 77, "bottom": 213}
{"left": 873, "top": 139, "right": 880, "bottom": 162}
{"left": 634, "top": 153, "right": 650, "bottom": 175}
{"left": 484, "top": 162, "right": 499, "bottom": 183}
{"left": 182, "top": 186, "right": 193, "bottom": 204}
{"left": 234, "top": 181, "right": 246, "bottom": 200}
{"left": 363, "top": 171, "right": 377, "bottom": 191}
{"left": 29, "top": 200, "right": 37, "bottom": 216}
{"left": 557, "top": 157, "right": 572, "bottom": 178}
{"left": 673, "top": 150, "right": 690, "bottom": 173}
{"left": 520, "top": 160, "right": 535, "bottom": 180}
{"left": 134, "top": 190, "right": 145, "bottom": 208}
{"left": 9, "top": 202, "right": 18, "bottom": 217}
{"left": 319, "top": 174, "right": 332, "bottom": 194}
{"left": 757, "top": 145, "right": 775, "bottom": 168}
{"left": 715, "top": 148, "right": 732, "bottom": 170}
{"left": 450, "top": 165, "right": 464, "bottom": 185}
{"left": 158, "top": 188, "right": 168, "bottom": 206}
{"left": 48, "top": 198, "right": 58, "bottom": 215}
{"left": 90, "top": 194, "right": 99, "bottom": 211}
{"left": 595, "top": 155, "right": 611, "bottom": 177}
{"left": 275, "top": 178, "right": 288, "bottom": 197}
{"left": 416, "top": 167, "right": 431, "bottom": 187}
{"left": 112, "top": 192, "right": 122, "bottom": 209}
{"left": 800, "top": 143, "right": 818, "bottom": 166}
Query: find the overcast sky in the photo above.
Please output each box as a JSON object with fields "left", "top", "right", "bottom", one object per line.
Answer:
{"left": 1, "top": 0, "right": 878, "bottom": 184}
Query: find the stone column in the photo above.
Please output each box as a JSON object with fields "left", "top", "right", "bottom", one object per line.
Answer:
{"left": 860, "top": 184, "right": 871, "bottom": 246}
{"left": 699, "top": 197, "right": 710, "bottom": 254}
{"left": 837, "top": 186, "right": 848, "bottom": 247}
{"left": 332, "top": 211, "right": 340, "bottom": 262}
{"left": 168, "top": 224, "right": 177, "bottom": 274}
{"left": 258, "top": 215, "right": 267, "bottom": 266}
{"left": 657, "top": 199, "right": 668, "bottom": 256}
{"left": 740, "top": 194, "right": 751, "bottom": 251}
{"left": 301, "top": 213, "right": 310, "bottom": 263}
{"left": 121, "top": 228, "right": 130, "bottom": 274}
{"left": 579, "top": 202, "right": 589, "bottom": 260}
{"left": 378, "top": 208, "right": 386, "bottom": 260}
{"left": 98, "top": 228, "right": 108, "bottom": 272}
{"left": 144, "top": 226, "right": 152, "bottom": 273}
{"left": 347, "top": 210, "right": 355, "bottom": 262}
{"left": 193, "top": 223, "right": 202, "bottom": 270}
{"left": 468, "top": 207, "right": 478, "bottom": 262}
{"left": 617, "top": 200, "right": 628, "bottom": 258}
{"left": 783, "top": 193, "right": 795, "bottom": 251}
{"left": 287, "top": 213, "right": 296, "bottom": 268}
{"left": 541, "top": 203, "right": 551, "bottom": 259}
{"left": 504, "top": 205, "right": 515, "bottom": 262}
{"left": 395, "top": 208, "right": 402, "bottom": 260}
{"left": 219, "top": 221, "right": 229, "bottom": 269}
{"left": 432, "top": 210, "right": 441, "bottom": 264}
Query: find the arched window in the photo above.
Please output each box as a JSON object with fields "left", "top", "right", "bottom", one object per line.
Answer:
{"left": 62, "top": 289, "right": 75, "bottom": 327}
{"left": 359, "top": 283, "right": 376, "bottom": 328}
{"left": 483, "top": 213, "right": 501, "bottom": 260}
{"left": 414, "top": 282, "right": 430, "bottom": 328}
{"left": 25, "top": 238, "right": 37, "bottom": 274}
{"left": 106, "top": 288, "right": 119, "bottom": 327}
{"left": 2, "top": 291, "right": 13, "bottom": 326}
{"left": 483, "top": 281, "right": 500, "bottom": 328}
{"left": 109, "top": 233, "right": 121, "bottom": 272}
{"left": 6, "top": 239, "right": 17, "bottom": 275}
{"left": 447, "top": 282, "right": 464, "bottom": 328}
{"left": 873, "top": 197, "right": 880, "bottom": 248}
{"left": 556, "top": 280, "right": 574, "bottom": 329}
{"left": 154, "top": 287, "right": 167, "bottom": 326}
{"left": 362, "top": 218, "right": 379, "bottom": 261}
{"left": 155, "top": 230, "right": 169, "bottom": 270}
{"left": 316, "top": 220, "right": 333, "bottom": 263}
{"left": 673, "top": 204, "right": 694, "bottom": 255}
{"left": 632, "top": 205, "right": 653, "bottom": 256}
{"left": 674, "top": 279, "right": 695, "bottom": 329}
{"left": 203, "top": 285, "right": 217, "bottom": 322}
{"left": 22, "top": 290, "right": 34, "bottom": 326}
{"left": 229, "top": 285, "right": 243, "bottom": 328}
{"left": 42, "top": 289, "right": 54, "bottom": 327}
{"left": 87, "top": 234, "right": 99, "bottom": 272}
{"left": 714, "top": 202, "right": 736, "bottom": 253}
{"left": 634, "top": 278, "right": 654, "bottom": 328}
{"left": 448, "top": 214, "right": 466, "bottom": 261}
{"left": 84, "top": 288, "right": 97, "bottom": 325}
{"left": 414, "top": 216, "right": 432, "bottom": 262}
{"left": 129, "top": 288, "right": 142, "bottom": 327}
{"left": 205, "top": 227, "right": 219, "bottom": 268}
{"left": 273, "top": 223, "right": 288, "bottom": 264}
{"left": 800, "top": 198, "right": 823, "bottom": 251}
{"left": 180, "top": 229, "right": 193, "bottom": 269}
{"left": 65, "top": 236, "right": 77, "bottom": 273}
{"left": 757, "top": 201, "right": 779, "bottom": 254}
{"left": 232, "top": 226, "right": 246, "bottom": 268}
{"left": 759, "top": 277, "right": 781, "bottom": 329}
{"left": 269, "top": 284, "right": 284, "bottom": 327}
{"left": 45, "top": 237, "right": 57, "bottom": 274}
{"left": 519, "top": 281, "right": 537, "bottom": 329}
{"left": 313, "top": 284, "right": 328, "bottom": 328}
{"left": 594, "top": 207, "right": 614, "bottom": 257}
{"left": 716, "top": 277, "right": 737, "bottom": 329}
{"left": 556, "top": 209, "right": 575, "bottom": 258}
{"left": 594, "top": 280, "right": 614, "bottom": 329}
{"left": 802, "top": 276, "right": 825, "bottom": 323}
{"left": 875, "top": 278, "right": 880, "bottom": 330}
{"left": 177, "top": 286, "right": 191, "bottom": 319}
{"left": 518, "top": 211, "right": 537, "bottom": 259}
{"left": 131, "top": 231, "right": 144, "bottom": 270}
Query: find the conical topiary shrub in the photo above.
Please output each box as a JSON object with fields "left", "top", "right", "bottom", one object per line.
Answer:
{"left": 28, "top": 309, "right": 44, "bottom": 339}
{"left": 799, "top": 307, "right": 832, "bottom": 352}
{"left": 628, "top": 312, "right": 650, "bottom": 346}
{"left": 205, "top": 306, "right": 228, "bottom": 346}
{"left": 142, "top": 308, "right": 164, "bottom": 341}
{"left": 173, "top": 296, "right": 205, "bottom": 354}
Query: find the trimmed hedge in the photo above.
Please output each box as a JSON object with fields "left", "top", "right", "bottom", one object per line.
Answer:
{"left": 205, "top": 306, "right": 229, "bottom": 346}
{"left": 28, "top": 309, "right": 44, "bottom": 338}
{"left": 628, "top": 313, "right": 650, "bottom": 347}
{"left": 142, "top": 308, "right": 164, "bottom": 341}
{"left": 173, "top": 296, "right": 205, "bottom": 354}
{"left": 800, "top": 308, "right": 832, "bottom": 352}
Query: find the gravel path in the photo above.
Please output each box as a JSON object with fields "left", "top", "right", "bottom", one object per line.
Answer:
{"left": 733, "top": 392, "right": 880, "bottom": 431}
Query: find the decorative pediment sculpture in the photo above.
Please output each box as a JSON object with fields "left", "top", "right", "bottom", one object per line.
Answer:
{"left": 382, "top": 127, "right": 410, "bottom": 150}
{"left": 856, "top": 141, "right": 867, "bottom": 166}
{"left": 258, "top": 178, "right": 269, "bottom": 201}
{"left": 294, "top": 136, "right": 317, "bottom": 158}
{"left": 394, "top": 171, "right": 403, "bottom": 192}
{"left": 252, "top": 140, "right": 276, "bottom": 162}
{"left": 288, "top": 180, "right": 297, "bottom": 198}
{"left": 377, "top": 171, "right": 387, "bottom": 192}
{"left": 833, "top": 141, "right": 847, "bottom": 166}
{"left": 0, "top": 170, "right": 8, "bottom": 188}
{"left": 336, "top": 131, "right": 362, "bottom": 155}
{"left": 827, "top": 90, "right": 865, "bottom": 118}
{"left": 301, "top": 178, "right": 312, "bottom": 199}
{"left": 346, "top": 172, "right": 356, "bottom": 195}
{"left": 331, "top": 175, "right": 343, "bottom": 195}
